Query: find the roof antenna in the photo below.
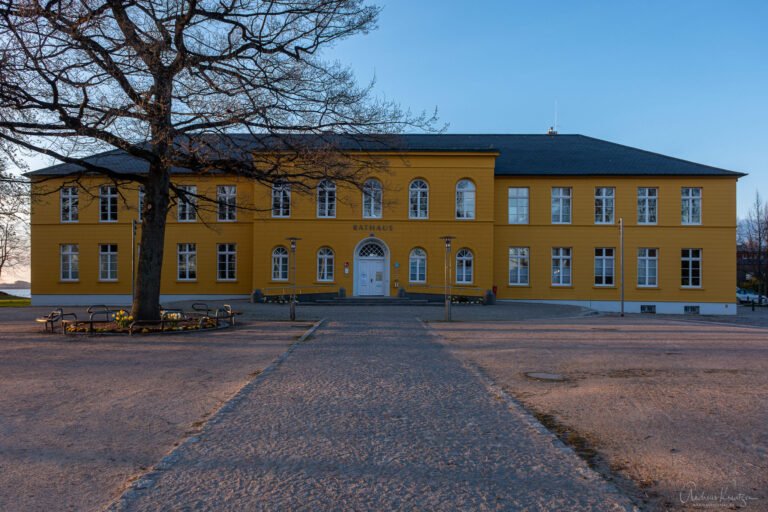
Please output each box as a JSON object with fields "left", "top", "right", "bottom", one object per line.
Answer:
{"left": 548, "top": 100, "right": 559, "bottom": 136}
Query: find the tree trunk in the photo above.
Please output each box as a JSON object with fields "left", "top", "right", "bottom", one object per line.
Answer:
{"left": 132, "top": 163, "right": 171, "bottom": 321}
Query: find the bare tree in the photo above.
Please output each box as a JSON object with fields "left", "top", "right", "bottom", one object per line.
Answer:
{"left": 0, "top": 1, "right": 435, "bottom": 319}
{"left": 0, "top": 169, "right": 29, "bottom": 281}
{"left": 738, "top": 191, "right": 767, "bottom": 298}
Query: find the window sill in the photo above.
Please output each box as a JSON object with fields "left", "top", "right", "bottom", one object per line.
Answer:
{"left": 176, "top": 279, "right": 198, "bottom": 283}
{"left": 507, "top": 283, "right": 530, "bottom": 288}
{"left": 637, "top": 222, "right": 658, "bottom": 226}
{"left": 408, "top": 282, "right": 428, "bottom": 287}
{"left": 550, "top": 285, "right": 573, "bottom": 289}
{"left": 315, "top": 281, "right": 335, "bottom": 285}
{"left": 59, "top": 280, "right": 80, "bottom": 283}
{"left": 454, "top": 282, "right": 474, "bottom": 286}
{"left": 60, "top": 220, "right": 79, "bottom": 224}
{"left": 271, "top": 216, "right": 291, "bottom": 219}
{"left": 217, "top": 279, "right": 238, "bottom": 283}
{"left": 636, "top": 286, "right": 659, "bottom": 290}
{"left": 217, "top": 219, "right": 238, "bottom": 223}
{"left": 98, "top": 280, "right": 119, "bottom": 283}
{"left": 408, "top": 217, "right": 429, "bottom": 220}
{"left": 99, "top": 220, "right": 118, "bottom": 223}
{"left": 592, "top": 285, "right": 616, "bottom": 289}
{"left": 681, "top": 286, "right": 704, "bottom": 291}
{"left": 177, "top": 220, "right": 197, "bottom": 223}
{"left": 551, "top": 222, "right": 572, "bottom": 225}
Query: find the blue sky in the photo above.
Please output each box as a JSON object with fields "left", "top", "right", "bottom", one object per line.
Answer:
{"left": 327, "top": 0, "right": 767, "bottom": 217}
{"left": 19, "top": 1, "right": 766, "bottom": 217}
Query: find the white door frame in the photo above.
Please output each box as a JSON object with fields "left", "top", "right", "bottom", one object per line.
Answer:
{"left": 353, "top": 237, "right": 390, "bottom": 297}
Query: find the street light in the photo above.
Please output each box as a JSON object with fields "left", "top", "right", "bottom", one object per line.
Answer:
{"left": 440, "top": 236, "right": 455, "bottom": 321}
{"left": 619, "top": 217, "right": 625, "bottom": 317}
{"left": 286, "top": 237, "right": 301, "bottom": 321}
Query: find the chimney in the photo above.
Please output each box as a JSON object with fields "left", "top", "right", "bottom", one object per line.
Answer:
{"left": 547, "top": 126, "right": 558, "bottom": 136}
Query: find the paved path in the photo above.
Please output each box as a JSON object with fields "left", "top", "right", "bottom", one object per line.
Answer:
{"left": 116, "top": 315, "right": 633, "bottom": 511}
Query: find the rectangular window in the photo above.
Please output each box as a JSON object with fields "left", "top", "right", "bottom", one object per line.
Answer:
{"left": 60, "top": 244, "right": 79, "bottom": 281}
{"left": 177, "top": 185, "right": 197, "bottom": 222}
{"left": 637, "top": 187, "right": 658, "bottom": 224}
{"left": 594, "top": 248, "right": 615, "bottom": 286}
{"left": 217, "top": 185, "right": 237, "bottom": 221}
{"left": 594, "top": 187, "right": 615, "bottom": 224}
{"left": 684, "top": 305, "right": 701, "bottom": 315}
{"left": 640, "top": 305, "right": 657, "bottom": 314}
{"left": 177, "top": 243, "right": 197, "bottom": 281}
{"left": 272, "top": 182, "right": 291, "bottom": 218}
{"left": 99, "top": 185, "right": 117, "bottom": 222}
{"left": 508, "top": 188, "right": 529, "bottom": 224}
{"left": 217, "top": 243, "right": 237, "bottom": 281}
{"left": 682, "top": 187, "right": 702, "bottom": 225}
{"left": 508, "top": 247, "right": 530, "bottom": 285}
{"left": 681, "top": 248, "right": 702, "bottom": 288}
{"left": 99, "top": 244, "right": 118, "bottom": 281}
{"left": 60, "top": 187, "right": 79, "bottom": 222}
{"left": 551, "top": 187, "right": 572, "bottom": 224}
{"left": 638, "top": 248, "right": 658, "bottom": 287}
{"left": 551, "top": 247, "right": 572, "bottom": 286}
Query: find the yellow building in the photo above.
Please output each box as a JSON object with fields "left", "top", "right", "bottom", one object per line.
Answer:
{"left": 28, "top": 134, "right": 743, "bottom": 315}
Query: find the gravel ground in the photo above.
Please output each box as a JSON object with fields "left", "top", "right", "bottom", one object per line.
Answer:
{"left": 429, "top": 316, "right": 768, "bottom": 511}
{"left": 116, "top": 312, "right": 633, "bottom": 511}
{"left": 0, "top": 309, "right": 306, "bottom": 512}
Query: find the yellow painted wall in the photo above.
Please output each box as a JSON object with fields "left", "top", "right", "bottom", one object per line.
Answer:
{"left": 493, "top": 176, "right": 737, "bottom": 303}
{"left": 30, "top": 155, "right": 738, "bottom": 306}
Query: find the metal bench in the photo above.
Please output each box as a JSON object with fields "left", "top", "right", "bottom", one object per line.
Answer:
{"left": 35, "top": 308, "right": 77, "bottom": 333}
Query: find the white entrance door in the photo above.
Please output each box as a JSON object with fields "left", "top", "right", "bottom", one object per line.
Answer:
{"left": 358, "top": 259, "right": 385, "bottom": 295}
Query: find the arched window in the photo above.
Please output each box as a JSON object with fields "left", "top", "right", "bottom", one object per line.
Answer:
{"left": 272, "top": 181, "right": 290, "bottom": 217}
{"left": 409, "top": 248, "right": 427, "bottom": 283}
{"left": 317, "top": 180, "right": 336, "bottom": 218}
{"left": 456, "top": 248, "right": 474, "bottom": 284}
{"left": 271, "top": 246, "right": 289, "bottom": 281}
{"left": 317, "top": 247, "right": 334, "bottom": 282}
{"left": 456, "top": 179, "right": 476, "bottom": 219}
{"left": 362, "top": 179, "right": 383, "bottom": 218}
{"left": 409, "top": 179, "right": 429, "bottom": 219}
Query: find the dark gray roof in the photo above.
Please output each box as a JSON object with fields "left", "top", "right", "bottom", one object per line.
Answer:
{"left": 26, "top": 134, "right": 745, "bottom": 177}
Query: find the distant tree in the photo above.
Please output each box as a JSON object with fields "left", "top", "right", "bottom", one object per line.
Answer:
{"left": 738, "top": 191, "right": 768, "bottom": 297}
{"left": 0, "top": 169, "right": 29, "bottom": 281}
{"left": 0, "top": 1, "right": 435, "bottom": 320}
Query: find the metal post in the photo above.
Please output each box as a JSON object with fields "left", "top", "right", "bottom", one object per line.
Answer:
{"left": 440, "top": 236, "right": 455, "bottom": 321}
{"left": 287, "top": 237, "right": 300, "bottom": 321}
{"left": 619, "top": 217, "right": 625, "bottom": 317}
{"left": 131, "top": 219, "right": 137, "bottom": 304}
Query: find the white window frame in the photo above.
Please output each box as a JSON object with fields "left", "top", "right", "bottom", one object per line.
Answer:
{"left": 99, "top": 185, "right": 118, "bottom": 222}
{"left": 681, "top": 248, "right": 702, "bottom": 288}
{"left": 272, "top": 182, "right": 291, "bottom": 218}
{"left": 594, "top": 247, "right": 615, "bottom": 287}
{"left": 60, "top": 187, "right": 79, "bottom": 223}
{"left": 508, "top": 247, "right": 530, "bottom": 286}
{"left": 455, "top": 180, "right": 476, "bottom": 220}
{"left": 551, "top": 187, "right": 572, "bottom": 224}
{"left": 317, "top": 247, "right": 334, "bottom": 282}
{"left": 508, "top": 187, "right": 529, "bottom": 224}
{"left": 272, "top": 246, "right": 289, "bottom": 281}
{"left": 409, "top": 248, "right": 427, "bottom": 283}
{"left": 594, "top": 187, "right": 615, "bottom": 224}
{"left": 455, "top": 248, "right": 474, "bottom": 284}
{"left": 98, "top": 244, "right": 118, "bottom": 282}
{"left": 362, "top": 179, "right": 383, "bottom": 219}
{"left": 317, "top": 180, "right": 336, "bottom": 218}
{"left": 217, "top": 243, "right": 237, "bottom": 281}
{"left": 60, "top": 244, "right": 79, "bottom": 281}
{"left": 177, "top": 243, "right": 197, "bottom": 281}
{"left": 217, "top": 185, "right": 237, "bottom": 221}
{"left": 682, "top": 187, "right": 702, "bottom": 225}
{"left": 409, "top": 179, "right": 429, "bottom": 219}
{"left": 637, "top": 187, "right": 658, "bottom": 225}
{"left": 177, "top": 185, "right": 197, "bottom": 222}
{"left": 551, "top": 247, "right": 572, "bottom": 286}
{"left": 638, "top": 248, "right": 658, "bottom": 288}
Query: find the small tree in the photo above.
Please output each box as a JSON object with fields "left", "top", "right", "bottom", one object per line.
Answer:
{"left": 738, "top": 191, "right": 767, "bottom": 298}
{"left": 0, "top": 169, "right": 29, "bottom": 281}
{"left": 0, "top": 1, "right": 435, "bottom": 319}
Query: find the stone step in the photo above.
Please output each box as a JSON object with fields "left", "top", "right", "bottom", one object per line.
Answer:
{"left": 304, "top": 297, "right": 435, "bottom": 306}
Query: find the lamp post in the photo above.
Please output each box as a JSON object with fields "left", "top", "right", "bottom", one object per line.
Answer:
{"left": 619, "top": 218, "right": 625, "bottom": 317}
{"left": 286, "top": 237, "right": 301, "bottom": 321}
{"left": 440, "top": 236, "right": 455, "bottom": 321}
